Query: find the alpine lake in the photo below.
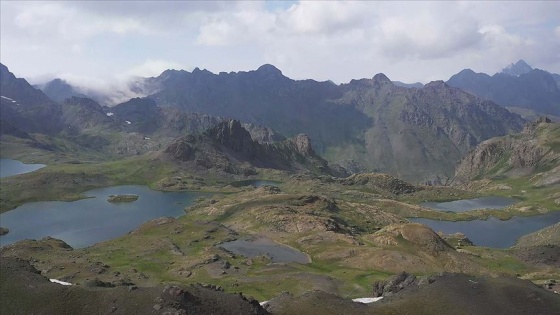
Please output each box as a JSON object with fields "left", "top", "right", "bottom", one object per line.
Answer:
{"left": 0, "top": 185, "right": 209, "bottom": 248}
{"left": 413, "top": 196, "right": 560, "bottom": 248}
{"left": 0, "top": 168, "right": 282, "bottom": 250}
{"left": 0, "top": 158, "right": 46, "bottom": 178}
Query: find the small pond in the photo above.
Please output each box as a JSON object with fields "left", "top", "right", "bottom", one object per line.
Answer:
{"left": 0, "top": 185, "right": 207, "bottom": 248}
{"left": 410, "top": 211, "right": 560, "bottom": 248}
{"left": 220, "top": 237, "right": 310, "bottom": 264}
{"left": 0, "top": 159, "right": 46, "bottom": 178}
{"left": 230, "top": 180, "right": 281, "bottom": 188}
{"left": 420, "top": 196, "right": 518, "bottom": 212}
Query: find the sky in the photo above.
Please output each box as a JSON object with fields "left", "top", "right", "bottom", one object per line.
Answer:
{"left": 1, "top": 0, "right": 559, "bottom": 93}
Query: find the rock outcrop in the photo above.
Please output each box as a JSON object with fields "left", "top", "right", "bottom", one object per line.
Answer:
{"left": 163, "top": 120, "right": 339, "bottom": 176}
{"left": 372, "top": 272, "right": 432, "bottom": 297}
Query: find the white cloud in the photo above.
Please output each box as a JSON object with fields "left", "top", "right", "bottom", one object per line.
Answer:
{"left": 1, "top": 1, "right": 559, "bottom": 88}
{"left": 122, "top": 59, "right": 183, "bottom": 78}
{"left": 281, "top": 1, "right": 368, "bottom": 35}
{"left": 10, "top": 2, "right": 149, "bottom": 41}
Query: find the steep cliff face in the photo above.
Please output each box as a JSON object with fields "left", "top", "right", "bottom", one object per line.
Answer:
{"left": 453, "top": 117, "right": 560, "bottom": 185}
{"left": 163, "top": 120, "right": 338, "bottom": 176}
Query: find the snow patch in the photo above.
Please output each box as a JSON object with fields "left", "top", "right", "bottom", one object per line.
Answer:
{"left": 259, "top": 301, "right": 268, "bottom": 306}
{"left": 106, "top": 112, "right": 114, "bottom": 117}
{"left": 125, "top": 120, "right": 131, "bottom": 125}
{"left": 1, "top": 95, "right": 18, "bottom": 105}
{"left": 352, "top": 297, "right": 384, "bottom": 303}
{"left": 49, "top": 279, "right": 72, "bottom": 286}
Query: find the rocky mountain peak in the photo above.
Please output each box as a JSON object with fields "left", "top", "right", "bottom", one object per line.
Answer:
{"left": 372, "top": 73, "right": 393, "bottom": 86}
{"left": 42, "top": 80, "right": 88, "bottom": 103}
{"left": 458, "top": 68, "right": 476, "bottom": 75}
{"left": 204, "top": 120, "right": 255, "bottom": 153}
{"left": 501, "top": 60, "right": 533, "bottom": 76}
{"left": 257, "top": 64, "right": 283, "bottom": 76}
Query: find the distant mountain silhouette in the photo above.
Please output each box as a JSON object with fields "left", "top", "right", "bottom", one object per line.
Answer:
{"left": 37, "top": 79, "right": 88, "bottom": 103}
{"left": 447, "top": 60, "right": 560, "bottom": 115}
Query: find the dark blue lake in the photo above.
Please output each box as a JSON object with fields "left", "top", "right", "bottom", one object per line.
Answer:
{"left": 420, "top": 196, "right": 518, "bottom": 212}
{"left": 0, "top": 158, "right": 46, "bottom": 178}
{"left": 411, "top": 211, "right": 560, "bottom": 248}
{"left": 0, "top": 185, "right": 207, "bottom": 248}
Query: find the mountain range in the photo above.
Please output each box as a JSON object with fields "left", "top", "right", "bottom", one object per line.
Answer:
{"left": 2, "top": 59, "right": 560, "bottom": 314}
{"left": 119, "top": 65, "right": 525, "bottom": 182}
{"left": 1, "top": 62, "right": 530, "bottom": 182}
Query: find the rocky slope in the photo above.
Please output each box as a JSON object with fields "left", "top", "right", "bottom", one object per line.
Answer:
{"left": 515, "top": 223, "right": 560, "bottom": 247}
{"left": 266, "top": 273, "right": 560, "bottom": 315}
{"left": 0, "top": 63, "right": 64, "bottom": 135}
{"left": 5, "top": 256, "right": 559, "bottom": 315}
{"left": 453, "top": 117, "right": 560, "bottom": 185}
{"left": 1, "top": 257, "right": 267, "bottom": 315}
{"left": 447, "top": 60, "right": 560, "bottom": 116}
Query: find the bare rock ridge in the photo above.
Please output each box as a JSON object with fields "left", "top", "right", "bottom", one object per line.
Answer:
{"left": 164, "top": 120, "right": 339, "bottom": 176}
